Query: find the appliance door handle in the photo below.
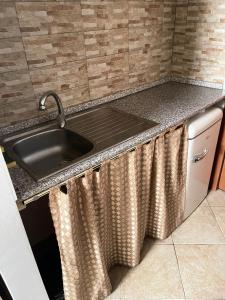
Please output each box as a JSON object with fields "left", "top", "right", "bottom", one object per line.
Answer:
{"left": 193, "top": 148, "right": 208, "bottom": 163}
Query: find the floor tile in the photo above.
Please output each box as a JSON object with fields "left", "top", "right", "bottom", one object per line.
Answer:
{"left": 175, "top": 244, "right": 225, "bottom": 299}
{"left": 211, "top": 206, "right": 225, "bottom": 237}
{"left": 172, "top": 205, "right": 225, "bottom": 244}
{"left": 120, "top": 243, "right": 184, "bottom": 299}
{"left": 106, "top": 191, "right": 225, "bottom": 300}
{"left": 207, "top": 189, "right": 225, "bottom": 206}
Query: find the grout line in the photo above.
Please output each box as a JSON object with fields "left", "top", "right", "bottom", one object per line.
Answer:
{"left": 79, "top": 2, "right": 91, "bottom": 104}
{"left": 209, "top": 205, "right": 225, "bottom": 239}
{"left": 170, "top": 0, "right": 177, "bottom": 71}
{"left": 173, "top": 244, "right": 186, "bottom": 299}
{"left": 171, "top": 0, "right": 189, "bottom": 76}
{"left": 14, "top": 1, "right": 37, "bottom": 103}
{"left": 171, "top": 231, "right": 174, "bottom": 244}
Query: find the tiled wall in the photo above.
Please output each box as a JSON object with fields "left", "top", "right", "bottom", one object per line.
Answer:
{"left": 2, "top": 0, "right": 225, "bottom": 128}
{"left": 0, "top": 0, "right": 175, "bottom": 127}
{"left": 172, "top": 0, "right": 225, "bottom": 84}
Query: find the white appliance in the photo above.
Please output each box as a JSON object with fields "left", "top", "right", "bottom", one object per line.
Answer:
{"left": 184, "top": 107, "right": 223, "bottom": 219}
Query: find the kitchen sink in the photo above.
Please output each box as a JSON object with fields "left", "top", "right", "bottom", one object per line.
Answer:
{"left": 2, "top": 107, "right": 159, "bottom": 181}
{"left": 11, "top": 128, "right": 93, "bottom": 180}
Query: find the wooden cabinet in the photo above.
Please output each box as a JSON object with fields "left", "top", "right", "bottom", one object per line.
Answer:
{"left": 210, "top": 111, "right": 225, "bottom": 191}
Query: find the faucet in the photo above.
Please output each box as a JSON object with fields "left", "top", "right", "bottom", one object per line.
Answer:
{"left": 39, "top": 91, "right": 66, "bottom": 128}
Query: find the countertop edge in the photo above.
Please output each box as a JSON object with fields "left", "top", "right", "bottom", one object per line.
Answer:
{"left": 5, "top": 82, "right": 225, "bottom": 202}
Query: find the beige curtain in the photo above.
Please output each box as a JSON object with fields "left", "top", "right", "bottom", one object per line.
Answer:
{"left": 49, "top": 125, "right": 187, "bottom": 300}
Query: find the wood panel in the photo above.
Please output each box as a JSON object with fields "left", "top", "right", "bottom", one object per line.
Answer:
{"left": 210, "top": 111, "right": 225, "bottom": 191}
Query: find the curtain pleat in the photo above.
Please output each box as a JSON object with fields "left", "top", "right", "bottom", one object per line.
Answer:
{"left": 49, "top": 125, "right": 187, "bottom": 300}
{"left": 147, "top": 126, "right": 187, "bottom": 238}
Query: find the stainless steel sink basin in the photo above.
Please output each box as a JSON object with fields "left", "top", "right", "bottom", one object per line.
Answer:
{"left": 4, "top": 128, "right": 93, "bottom": 180}
{"left": 2, "top": 107, "right": 159, "bottom": 181}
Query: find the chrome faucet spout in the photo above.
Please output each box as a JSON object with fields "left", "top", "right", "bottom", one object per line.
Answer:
{"left": 39, "top": 91, "right": 66, "bottom": 128}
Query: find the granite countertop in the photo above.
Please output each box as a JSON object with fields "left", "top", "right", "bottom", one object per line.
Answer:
{"left": 6, "top": 82, "right": 225, "bottom": 201}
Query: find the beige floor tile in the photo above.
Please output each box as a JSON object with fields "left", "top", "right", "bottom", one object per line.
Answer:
{"left": 175, "top": 244, "right": 225, "bottom": 299}
{"left": 172, "top": 205, "right": 225, "bottom": 244}
{"left": 211, "top": 206, "right": 225, "bottom": 237}
{"left": 207, "top": 189, "right": 225, "bottom": 206}
{"left": 120, "top": 244, "right": 184, "bottom": 299}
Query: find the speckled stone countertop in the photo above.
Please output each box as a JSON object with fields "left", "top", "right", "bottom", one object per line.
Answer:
{"left": 6, "top": 82, "right": 225, "bottom": 201}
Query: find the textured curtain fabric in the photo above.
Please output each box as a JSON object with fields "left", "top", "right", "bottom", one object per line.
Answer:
{"left": 49, "top": 125, "right": 187, "bottom": 300}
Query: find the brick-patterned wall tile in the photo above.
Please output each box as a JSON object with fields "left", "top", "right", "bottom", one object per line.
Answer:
{"left": 3, "top": 99, "right": 39, "bottom": 125}
{"left": 55, "top": 86, "right": 90, "bottom": 107}
{"left": 129, "top": 26, "right": 152, "bottom": 52}
{"left": 30, "top": 61, "right": 89, "bottom": 106}
{"left": 172, "top": 23, "right": 186, "bottom": 61}
{"left": 129, "top": 0, "right": 163, "bottom": 28}
{"left": 172, "top": 0, "right": 187, "bottom": 67}
{"left": 175, "top": 5, "right": 188, "bottom": 24}
{"left": 129, "top": 25, "right": 162, "bottom": 85}
{"left": 81, "top": 0, "right": 128, "bottom": 31}
{"left": 172, "top": 0, "right": 225, "bottom": 84}
{"left": 0, "top": 70, "right": 34, "bottom": 103}
{"left": 0, "top": 0, "right": 177, "bottom": 127}
{"left": 0, "top": 70, "right": 37, "bottom": 125}
{"left": 129, "top": 0, "right": 146, "bottom": 28}
{"left": 16, "top": 2, "right": 82, "bottom": 36}
{"left": 87, "top": 53, "right": 129, "bottom": 99}
{"left": 172, "top": 62, "right": 225, "bottom": 84}
{"left": 160, "top": 24, "right": 174, "bottom": 77}
{"left": 23, "top": 33, "right": 85, "bottom": 69}
{"left": 185, "top": 23, "right": 225, "bottom": 64}
{"left": 0, "top": 37, "right": 27, "bottom": 73}
{"left": 0, "top": 3, "right": 21, "bottom": 38}
{"left": 163, "top": 0, "right": 176, "bottom": 24}
{"left": 187, "top": 0, "right": 225, "bottom": 23}
{"left": 84, "top": 28, "right": 128, "bottom": 58}
{"left": 129, "top": 69, "right": 156, "bottom": 88}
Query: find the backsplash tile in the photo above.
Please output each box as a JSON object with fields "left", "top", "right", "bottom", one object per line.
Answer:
{"left": 81, "top": 0, "right": 128, "bottom": 31}
{"left": 30, "top": 61, "right": 88, "bottom": 97}
{"left": 87, "top": 53, "right": 129, "bottom": 99}
{"left": 0, "top": 70, "right": 34, "bottom": 103}
{"left": 23, "top": 33, "right": 85, "bottom": 69}
{"left": 187, "top": 0, "right": 225, "bottom": 23}
{"left": 0, "top": 3, "right": 21, "bottom": 38}
{"left": 0, "top": 37, "right": 27, "bottom": 73}
{"left": 1, "top": 0, "right": 175, "bottom": 127}
{"left": 1, "top": 0, "right": 224, "bottom": 128}
{"left": 129, "top": 1, "right": 149, "bottom": 28}
{"left": 129, "top": 25, "right": 162, "bottom": 85}
{"left": 16, "top": 2, "right": 83, "bottom": 36}
{"left": 55, "top": 86, "right": 90, "bottom": 107}
{"left": 84, "top": 28, "right": 128, "bottom": 58}
{"left": 172, "top": 0, "right": 225, "bottom": 84}
{"left": 0, "top": 70, "right": 37, "bottom": 125}
{"left": 129, "top": 0, "right": 164, "bottom": 28}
